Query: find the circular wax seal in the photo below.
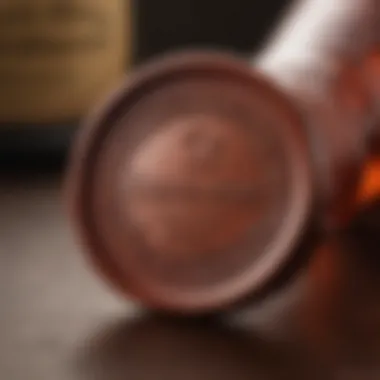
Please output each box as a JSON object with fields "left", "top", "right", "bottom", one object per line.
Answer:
{"left": 67, "top": 51, "right": 314, "bottom": 314}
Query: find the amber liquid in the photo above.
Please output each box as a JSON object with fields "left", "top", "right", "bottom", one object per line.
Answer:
{"left": 357, "top": 157, "right": 380, "bottom": 205}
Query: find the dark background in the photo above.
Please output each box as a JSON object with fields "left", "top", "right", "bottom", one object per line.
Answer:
{"left": 0, "top": 0, "right": 290, "bottom": 175}
{"left": 135, "top": 0, "right": 289, "bottom": 62}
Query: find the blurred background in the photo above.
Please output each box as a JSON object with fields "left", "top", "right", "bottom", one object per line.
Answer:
{"left": 0, "top": 0, "right": 289, "bottom": 176}
{"left": 4, "top": 2, "right": 380, "bottom": 380}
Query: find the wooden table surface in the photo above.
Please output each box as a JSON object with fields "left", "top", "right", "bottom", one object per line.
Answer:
{"left": 1, "top": 177, "right": 380, "bottom": 380}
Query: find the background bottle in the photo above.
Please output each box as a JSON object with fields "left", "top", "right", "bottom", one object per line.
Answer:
{"left": 0, "top": 0, "right": 131, "bottom": 173}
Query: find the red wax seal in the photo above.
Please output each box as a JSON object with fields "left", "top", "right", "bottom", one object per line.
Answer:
{"left": 66, "top": 51, "right": 313, "bottom": 314}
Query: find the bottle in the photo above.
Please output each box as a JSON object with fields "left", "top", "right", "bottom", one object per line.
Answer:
{"left": 0, "top": 0, "right": 131, "bottom": 170}
{"left": 299, "top": 200, "right": 380, "bottom": 369}
{"left": 66, "top": 0, "right": 380, "bottom": 315}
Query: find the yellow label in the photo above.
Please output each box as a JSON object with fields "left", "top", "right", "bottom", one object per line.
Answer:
{"left": 0, "top": 0, "right": 130, "bottom": 123}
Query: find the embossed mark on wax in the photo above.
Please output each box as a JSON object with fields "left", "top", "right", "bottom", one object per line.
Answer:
{"left": 125, "top": 116, "right": 273, "bottom": 261}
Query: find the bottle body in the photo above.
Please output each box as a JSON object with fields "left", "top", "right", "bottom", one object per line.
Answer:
{"left": 67, "top": 0, "right": 380, "bottom": 314}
